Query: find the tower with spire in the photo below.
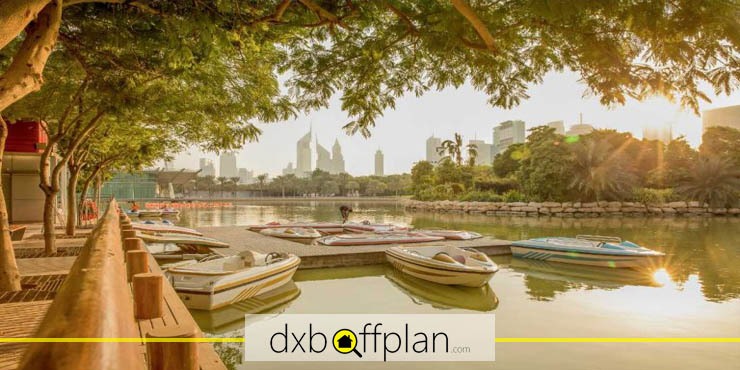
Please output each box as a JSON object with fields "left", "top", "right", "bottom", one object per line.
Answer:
{"left": 296, "top": 124, "right": 312, "bottom": 177}
{"left": 331, "top": 139, "right": 345, "bottom": 174}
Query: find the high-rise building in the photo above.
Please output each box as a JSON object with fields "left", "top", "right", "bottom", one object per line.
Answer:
{"left": 219, "top": 152, "right": 237, "bottom": 178}
{"left": 702, "top": 105, "right": 740, "bottom": 132}
{"left": 426, "top": 136, "right": 442, "bottom": 164}
{"left": 198, "top": 158, "right": 215, "bottom": 177}
{"left": 565, "top": 113, "right": 596, "bottom": 137}
{"left": 643, "top": 123, "right": 673, "bottom": 144}
{"left": 315, "top": 138, "right": 333, "bottom": 173}
{"left": 331, "top": 139, "right": 345, "bottom": 174}
{"left": 296, "top": 128, "right": 312, "bottom": 177}
{"left": 375, "top": 150, "right": 384, "bottom": 176}
{"left": 547, "top": 120, "right": 565, "bottom": 135}
{"left": 493, "top": 120, "right": 526, "bottom": 155}
{"left": 282, "top": 162, "right": 295, "bottom": 176}
{"left": 468, "top": 139, "right": 493, "bottom": 165}
{"left": 238, "top": 168, "right": 254, "bottom": 184}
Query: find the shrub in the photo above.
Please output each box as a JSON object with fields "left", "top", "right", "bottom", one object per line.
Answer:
{"left": 502, "top": 189, "right": 526, "bottom": 202}
{"left": 459, "top": 191, "right": 503, "bottom": 202}
{"left": 475, "top": 177, "right": 519, "bottom": 193}
{"left": 631, "top": 188, "right": 677, "bottom": 205}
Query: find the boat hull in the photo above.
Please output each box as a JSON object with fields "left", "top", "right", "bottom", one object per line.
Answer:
{"left": 319, "top": 234, "right": 444, "bottom": 246}
{"left": 510, "top": 246, "right": 657, "bottom": 268}
{"left": 385, "top": 250, "right": 495, "bottom": 287}
{"left": 172, "top": 257, "right": 300, "bottom": 310}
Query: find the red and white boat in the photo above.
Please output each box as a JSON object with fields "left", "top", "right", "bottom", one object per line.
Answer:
{"left": 406, "top": 229, "right": 482, "bottom": 240}
{"left": 342, "top": 222, "right": 410, "bottom": 233}
{"left": 132, "top": 222, "right": 202, "bottom": 236}
{"left": 247, "top": 222, "right": 344, "bottom": 232}
{"left": 317, "top": 232, "right": 444, "bottom": 246}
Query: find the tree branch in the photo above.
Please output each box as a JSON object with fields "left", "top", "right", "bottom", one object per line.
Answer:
{"left": 0, "top": 0, "right": 62, "bottom": 112}
{"left": 0, "top": 0, "right": 50, "bottom": 50}
{"left": 450, "top": 0, "right": 497, "bottom": 52}
{"left": 384, "top": 1, "right": 417, "bottom": 34}
{"left": 297, "top": 0, "right": 348, "bottom": 29}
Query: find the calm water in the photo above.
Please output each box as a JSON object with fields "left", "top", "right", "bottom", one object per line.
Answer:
{"left": 174, "top": 200, "right": 740, "bottom": 370}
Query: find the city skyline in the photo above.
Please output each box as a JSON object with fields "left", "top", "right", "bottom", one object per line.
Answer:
{"left": 166, "top": 70, "right": 740, "bottom": 177}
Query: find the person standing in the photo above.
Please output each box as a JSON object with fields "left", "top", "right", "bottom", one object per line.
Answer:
{"left": 339, "top": 205, "right": 353, "bottom": 223}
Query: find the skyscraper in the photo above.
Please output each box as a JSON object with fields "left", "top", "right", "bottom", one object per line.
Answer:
{"left": 426, "top": 136, "right": 442, "bottom": 164}
{"left": 198, "top": 158, "right": 215, "bottom": 177}
{"left": 296, "top": 128, "right": 312, "bottom": 177}
{"left": 331, "top": 139, "right": 345, "bottom": 174}
{"left": 315, "top": 138, "right": 333, "bottom": 172}
{"left": 238, "top": 168, "right": 254, "bottom": 184}
{"left": 375, "top": 150, "right": 384, "bottom": 176}
{"left": 282, "top": 162, "right": 295, "bottom": 175}
{"left": 493, "top": 120, "right": 526, "bottom": 155}
{"left": 219, "top": 152, "right": 237, "bottom": 178}
{"left": 546, "top": 120, "right": 565, "bottom": 135}
{"left": 702, "top": 105, "right": 740, "bottom": 132}
{"left": 468, "top": 139, "right": 493, "bottom": 165}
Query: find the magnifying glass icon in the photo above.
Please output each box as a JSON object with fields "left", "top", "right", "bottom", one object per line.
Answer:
{"left": 333, "top": 329, "right": 363, "bottom": 358}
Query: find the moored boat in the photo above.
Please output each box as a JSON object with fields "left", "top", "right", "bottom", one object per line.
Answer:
{"left": 259, "top": 227, "right": 321, "bottom": 243}
{"left": 342, "top": 221, "right": 410, "bottom": 233}
{"left": 137, "top": 232, "right": 229, "bottom": 248}
{"left": 385, "top": 245, "right": 498, "bottom": 287}
{"left": 317, "top": 232, "right": 444, "bottom": 246}
{"left": 167, "top": 251, "right": 301, "bottom": 310}
{"left": 510, "top": 235, "right": 665, "bottom": 268}
{"left": 136, "top": 209, "right": 163, "bottom": 217}
{"left": 247, "top": 222, "right": 344, "bottom": 232}
{"left": 132, "top": 222, "right": 202, "bottom": 236}
{"left": 160, "top": 208, "right": 180, "bottom": 217}
{"left": 389, "top": 229, "right": 482, "bottom": 240}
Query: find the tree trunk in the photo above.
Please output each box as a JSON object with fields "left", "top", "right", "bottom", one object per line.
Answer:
{"left": 65, "top": 164, "right": 80, "bottom": 236}
{"left": 0, "top": 0, "right": 50, "bottom": 50}
{"left": 0, "top": 117, "right": 21, "bottom": 291}
{"left": 0, "top": 1, "right": 62, "bottom": 112}
{"left": 42, "top": 190, "right": 56, "bottom": 255}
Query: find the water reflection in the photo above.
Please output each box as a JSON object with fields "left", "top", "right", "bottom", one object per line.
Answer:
{"left": 384, "top": 266, "right": 499, "bottom": 311}
{"left": 507, "top": 257, "right": 661, "bottom": 301}
{"left": 192, "top": 281, "right": 301, "bottom": 335}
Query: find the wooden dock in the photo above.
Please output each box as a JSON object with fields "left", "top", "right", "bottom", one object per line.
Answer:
{"left": 0, "top": 201, "right": 226, "bottom": 370}
{"left": 197, "top": 226, "right": 512, "bottom": 269}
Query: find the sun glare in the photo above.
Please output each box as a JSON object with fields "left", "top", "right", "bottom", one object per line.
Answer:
{"left": 651, "top": 268, "right": 673, "bottom": 287}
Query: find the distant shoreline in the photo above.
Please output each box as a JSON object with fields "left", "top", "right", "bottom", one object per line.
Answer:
{"left": 124, "top": 196, "right": 405, "bottom": 203}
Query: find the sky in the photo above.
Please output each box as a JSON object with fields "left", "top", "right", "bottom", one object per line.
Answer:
{"left": 167, "top": 70, "right": 739, "bottom": 177}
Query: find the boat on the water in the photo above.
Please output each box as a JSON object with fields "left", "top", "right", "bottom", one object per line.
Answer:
{"left": 385, "top": 266, "right": 499, "bottom": 311}
{"left": 160, "top": 208, "right": 180, "bottom": 217}
{"left": 190, "top": 281, "right": 301, "bottom": 334}
{"left": 132, "top": 222, "right": 202, "bottom": 236}
{"left": 259, "top": 227, "right": 321, "bottom": 243}
{"left": 510, "top": 235, "right": 665, "bottom": 268}
{"left": 342, "top": 221, "right": 410, "bottom": 233}
{"left": 385, "top": 229, "right": 482, "bottom": 240}
{"left": 137, "top": 232, "right": 229, "bottom": 248}
{"left": 126, "top": 209, "right": 163, "bottom": 217}
{"left": 385, "top": 245, "right": 498, "bottom": 287}
{"left": 167, "top": 251, "right": 300, "bottom": 310}
{"left": 147, "top": 242, "right": 222, "bottom": 263}
{"left": 247, "top": 222, "right": 344, "bottom": 232}
{"left": 317, "top": 232, "right": 444, "bottom": 246}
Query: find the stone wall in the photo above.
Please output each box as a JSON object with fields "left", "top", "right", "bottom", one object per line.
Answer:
{"left": 403, "top": 199, "right": 740, "bottom": 217}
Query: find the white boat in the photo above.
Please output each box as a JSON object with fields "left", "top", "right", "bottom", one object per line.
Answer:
{"left": 385, "top": 245, "right": 498, "bottom": 287}
{"left": 318, "top": 232, "right": 444, "bottom": 246}
{"left": 247, "top": 222, "right": 344, "bottom": 232}
{"left": 147, "top": 242, "right": 222, "bottom": 263}
{"left": 167, "top": 251, "right": 301, "bottom": 310}
{"left": 132, "top": 222, "right": 202, "bottom": 236}
{"left": 259, "top": 227, "right": 321, "bottom": 243}
{"left": 387, "top": 229, "right": 482, "bottom": 240}
{"left": 510, "top": 235, "right": 665, "bottom": 268}
{"left": 160, "top": 208, "right": 180, "bottom": 217}
{"left": 137, "top": 232, "right": 229, "bottom": 248}
{"left": 343, "top": 221, "right": 409, "bottom": 233}
{"left": 133, "top": 209, "right": 163, "bottom": 217}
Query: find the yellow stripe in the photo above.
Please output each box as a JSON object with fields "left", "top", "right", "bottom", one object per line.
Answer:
{"left": 495, "top": 338, "right": 740, "bottom": 343}
{"left": 1, "top": 338, "right": 736, "bottom": 343}
{"left": 0, "top": 338, "right": 244, "bottom": 343}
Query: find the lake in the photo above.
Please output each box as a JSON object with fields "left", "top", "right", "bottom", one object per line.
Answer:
{"left": 173, "top": 200, "right": 740, "bottom": 369}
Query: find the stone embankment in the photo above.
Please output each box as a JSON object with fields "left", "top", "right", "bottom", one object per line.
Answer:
{"left": 403, "top": 200, "right": 740, "bottom": 217}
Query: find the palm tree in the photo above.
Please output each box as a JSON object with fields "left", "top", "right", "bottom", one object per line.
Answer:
{"left": 437, "top": 133, "right": 464, "bottom": 165}
{"left": 568, "top": 140, "right": 634, "bottom": 201}
{"left": 466, "top": 142, "right": 478, "bottom": 167}
{"left": 217, "top": 176, "right": 227, "bottom": 197}
{"left": 677, "top": 157, "right": 740, "bottom": 207}
{"left": 229, "top": 177, "right": 241, "bottom": 196}
{"left": 256, "top": 173, "right": 268, "bottom": 197}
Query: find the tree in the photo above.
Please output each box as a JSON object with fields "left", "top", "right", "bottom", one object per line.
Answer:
{"left": 217, "top": 177, "right": 228, "bottom": 197}
{"left": 677, "top": 157, "right": 740, "bottom": 207}
{"left": 517, "top": 126, "right": 573, "bottom": 201}
{"left": 662, "top": 136, "right": 699, "bottom": 187}
{"left": 321, "top": 181, "right": 339, "bottom": 196}
{"left": 346, "top": 181, "right": 359, "bottom": 196}
{"left": 256, "top": 174, "right": 269, "bottom": 197}
{"left": 700, "top": 127, "right": 740, "bottom": 167}
{"left": 437, "top": 133, "right": 464, "bottom": 165}
{"left": 493, "top": 143, "right": 526, "bottom": 178}
{"left": 411, "top": 161, "right": 434, "bottom": 193}
{"left": 466, "top": 141, "right": 478, "bottom": 167}
{"left": 569, "top": 139, "right": 636, "bottom": 201}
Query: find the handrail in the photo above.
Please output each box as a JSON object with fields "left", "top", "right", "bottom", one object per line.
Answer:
{"left": 576, "top": 234, "right": 622, "bottom": 243}
{"left": 19, "top": 199, "right": 145, "bottom": 370}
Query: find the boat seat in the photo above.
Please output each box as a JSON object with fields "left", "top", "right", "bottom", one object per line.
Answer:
{"left": 222, "top": 258, "right": 245, "bottom": 271}
{"left": 433, "top": 252, "right": 464, "bottom": 265}
{"left": 238, "top": 251, "right": 257, "bottom": 267}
